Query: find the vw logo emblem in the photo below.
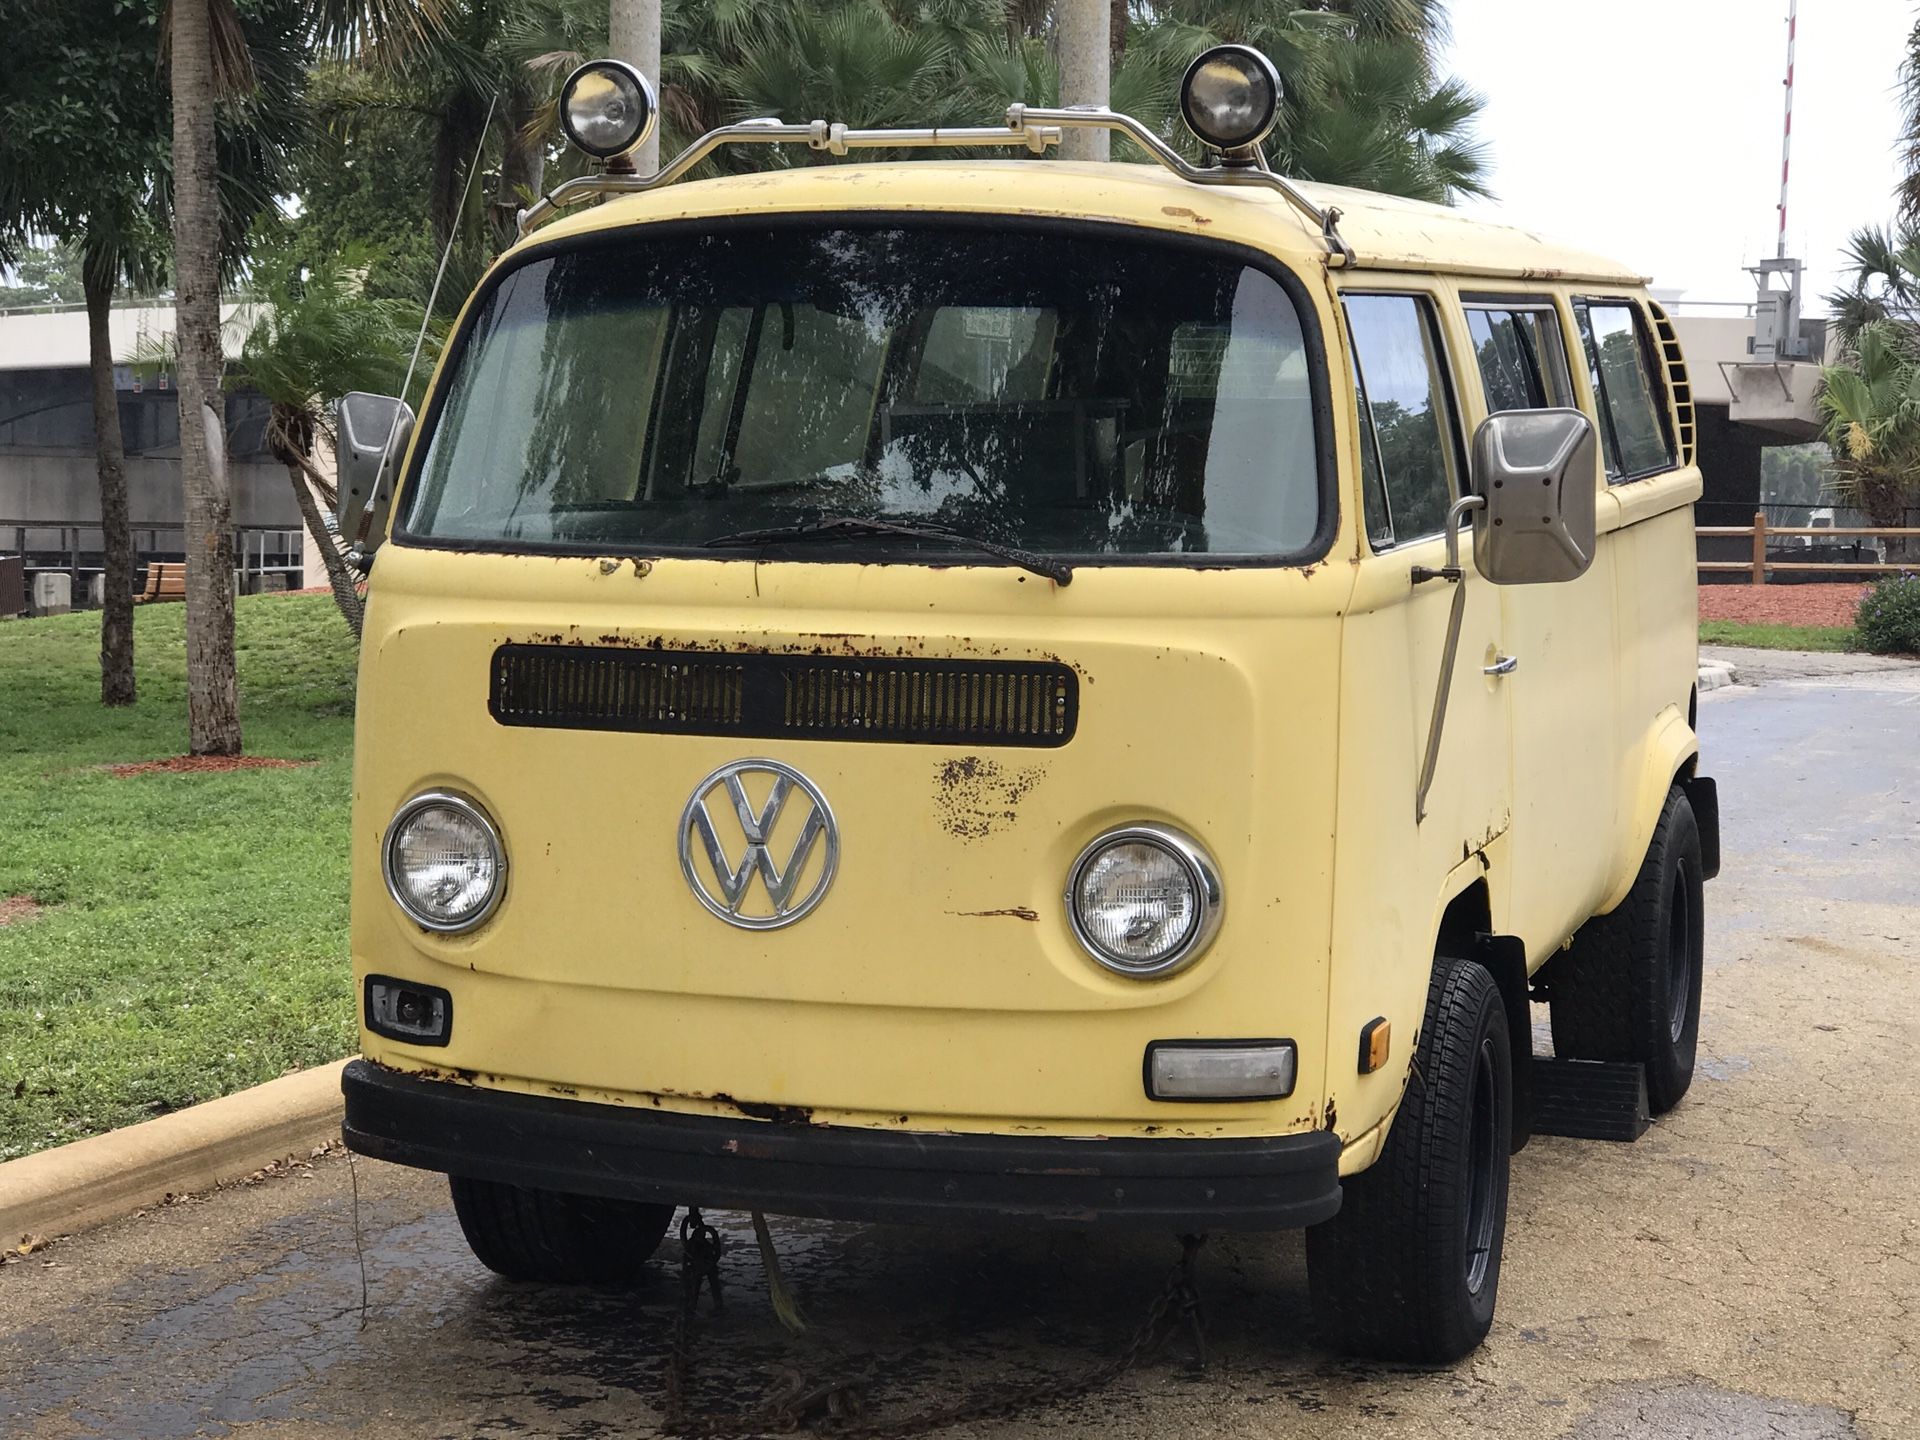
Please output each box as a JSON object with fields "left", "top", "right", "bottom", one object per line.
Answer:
{"left": 678, "top": 759, "right": 839, "bottom": 929}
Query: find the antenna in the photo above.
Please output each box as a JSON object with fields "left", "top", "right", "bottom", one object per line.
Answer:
{"left": 1777, "top": 0, "right": 1796, "bottom": 260}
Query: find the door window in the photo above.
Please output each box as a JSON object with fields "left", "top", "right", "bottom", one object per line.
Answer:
{"left": 1463, "top": 303, "right": 1573, "bottom": 414}
{"left": 1573, "top": 300, "right": 1675, "bottom": 480}
{"left": 1344, "top": 294, "right": 1463, "bottom": 547}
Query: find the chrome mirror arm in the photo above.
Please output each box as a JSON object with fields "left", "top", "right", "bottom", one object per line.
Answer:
{"left": 1414, "top": 494, "right": 1487, "bottom": 824}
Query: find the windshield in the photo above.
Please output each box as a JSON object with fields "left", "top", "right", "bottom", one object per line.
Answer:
{"left": 399, "top": 223, "right": 1326, "bottom": 562}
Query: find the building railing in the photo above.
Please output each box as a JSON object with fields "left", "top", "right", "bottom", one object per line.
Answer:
{"left": 2, "top": 520, "right": 305, "bottom": 596}
{"left": 1697, "top": 510, "right": 1918, "bottom": 584}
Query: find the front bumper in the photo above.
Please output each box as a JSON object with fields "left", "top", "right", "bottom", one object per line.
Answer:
{"left": 341, "top": 1060, "right": 1343, "bottom": 1231}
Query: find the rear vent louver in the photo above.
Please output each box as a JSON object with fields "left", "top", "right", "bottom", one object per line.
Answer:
{"left": 1646, "top": 300, "right": 1697, "bottom": 467}
{"left": 491, "top": 645, "right": 1077, "bottom": 747}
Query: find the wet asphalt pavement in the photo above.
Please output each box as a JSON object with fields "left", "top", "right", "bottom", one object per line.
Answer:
{"left": 3, "top": 657, "right": 1918, "bottom": 1439}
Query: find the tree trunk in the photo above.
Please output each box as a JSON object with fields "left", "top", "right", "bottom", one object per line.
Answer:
{"left": 608, "top": 0, "right": 661, "bottom": 173}
{"left": 490, "top": 84, "right": 547, "bottom": 252}
{"left": 83, "top": 253, "right": 136, "bottom": 707}
{"left": 1057, "top": 0, "right": 1110, "bottom": 160}
{"left": 1110, "top": 0, "right": 1127, "bottom": 60}
{"left": 169, "top": 0, "right": 242, "bottom": 756}
{"left": 286, "top": 459, "right": 363, "bottom": 637}
{"left": 429, "top": 93, "right": 489, "bottom": 252}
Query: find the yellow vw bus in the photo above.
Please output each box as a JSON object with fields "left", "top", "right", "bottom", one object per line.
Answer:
{"left": 338, "top": 48, "right": 1718, "bottom": 1362}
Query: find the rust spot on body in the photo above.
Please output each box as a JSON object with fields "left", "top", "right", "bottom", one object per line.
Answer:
{"left": 1161, "top": 206, "right": 1214, "bottom": 226}
{"left": 934, "top": 755, "right": 1045, "bottom": 842}
{"left": 952, "top": 906, "right": 1040, "bottom": 921}
{"left": 714, "top": 1093, "right": 817, "bottom": 1125}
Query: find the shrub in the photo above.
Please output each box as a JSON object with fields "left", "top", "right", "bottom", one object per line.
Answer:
{"left": 1853, "top": 573, "right": 1920, "bottom": 654}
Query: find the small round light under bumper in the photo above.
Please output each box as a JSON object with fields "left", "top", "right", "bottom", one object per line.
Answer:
{"left": 559, "top": 58, "right": 658, "bottom": 160}
{"left": 1066, "top": 824, "right": 1223, "bottom": 978}
{"left": 1179, "top": 44, "right": 1282, "bottom": 153}
{"left": 383, "top": 791, "right": 507, "bottom": 933}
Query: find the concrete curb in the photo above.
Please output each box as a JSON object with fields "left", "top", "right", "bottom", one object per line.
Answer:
{"left": 0, "top": 1059, "right": 348, "bottom": 1245}
{"left": 1698, "top": 660, "right": 1739, "bottom": 692}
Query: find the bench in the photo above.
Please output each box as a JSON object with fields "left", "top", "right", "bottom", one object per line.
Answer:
{"left": 136, "top": 562, "right": 187, "bottom": 604}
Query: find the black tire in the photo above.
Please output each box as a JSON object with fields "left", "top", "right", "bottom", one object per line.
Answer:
{"left": 448, "top": 1176, "right": 675, "bottom": 1286}
{"left": 1305, "top": 956, "right": 1512, "bottom": 1363}
{"left": 1549, "top": 787, "right": 1704, "bottom": 1115}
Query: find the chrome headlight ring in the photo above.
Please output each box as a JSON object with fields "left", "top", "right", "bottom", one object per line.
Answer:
{"left": 382, "top": 790, "right": 508, "bottom": 935}
{"left": 1065, "top": 823, "right": 1224, "bottom": 979}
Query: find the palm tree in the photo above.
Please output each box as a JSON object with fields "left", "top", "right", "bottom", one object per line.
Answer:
{"left": 1898, "top": 16, "right": 1920, "bottom": 230}
{"left": 2, "top": 1, "right": 176, "bottom": 706}
{"left": 233, "top": 245, "right": 435, "bottom": 636}
{"left": 169, "top": 0, "right": 247, "bottom": 755}
{"left": 165, "top": 0, "right": 442, "bottom": 754}
{"left": 1826, "top": 225, "right": 1920, "bottom": 352}
{"left": 1124, "top": 0, "right": 1486, "bottom": 201}
{"left": 1820, "top": 319, "right": 1920, "bottom": 531}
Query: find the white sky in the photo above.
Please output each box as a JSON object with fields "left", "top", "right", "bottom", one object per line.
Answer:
{"left": 1439, "top": 0, "right": 1913, "bottom": 311}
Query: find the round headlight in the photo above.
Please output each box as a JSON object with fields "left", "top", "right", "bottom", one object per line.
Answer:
{"left": 1179, "top": 44, "right": 1282, "bottom": 154}
{"left": 1066, "top": 825, "right": 1223, "bottom": 978}
{"left": 383, "top": 792, "right": 506, "bottom": 933}
{"left": 559, "top": 59, "right": 657, "bottom": 161}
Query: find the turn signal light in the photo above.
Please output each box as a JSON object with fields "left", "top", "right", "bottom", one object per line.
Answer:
{"left": 365, "top": 976, "right": 452, "bottom": 1047}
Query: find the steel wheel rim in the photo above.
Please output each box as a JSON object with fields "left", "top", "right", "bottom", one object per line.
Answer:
{"left": 1666, "top": 867, "right": 1693, "bottom": 1043}
{"left": 1464, "top": 1035, "right": 1499, "bottom": 1296}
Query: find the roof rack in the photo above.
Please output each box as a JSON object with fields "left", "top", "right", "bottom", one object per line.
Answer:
{"left": 517, "top": 104, "right": 1354, "bottom": 267}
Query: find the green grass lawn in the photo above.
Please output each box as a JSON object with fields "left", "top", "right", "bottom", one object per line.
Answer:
{"left": 0, "top": 595, "right": 358, "bottom": 1162}
{"left": 1698, "top": 620, "right": 1858, "bottom": 652}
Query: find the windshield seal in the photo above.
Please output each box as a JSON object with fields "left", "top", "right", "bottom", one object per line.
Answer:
{"left": 388, "top": 210, "right": 1338, "bottom": 572}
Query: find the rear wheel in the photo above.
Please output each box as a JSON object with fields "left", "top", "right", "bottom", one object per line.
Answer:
{"left": 1549, "top": 787, "right": 1704, "bottom": 1114}
{"left": 448, "top": 1176, "right": 676, "bottom": 1287}
{"left": 1305, "top": 955, "right": 1512, "bottom": 1363}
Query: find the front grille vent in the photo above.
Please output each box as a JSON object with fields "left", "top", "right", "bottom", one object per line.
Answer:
{"left": 491, "top": 645, "right": 1077, "bottom": 747}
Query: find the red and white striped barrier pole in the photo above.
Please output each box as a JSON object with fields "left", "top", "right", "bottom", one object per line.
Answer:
{"left": 1778, "top": 0, "right": 1797, "bottom": 260}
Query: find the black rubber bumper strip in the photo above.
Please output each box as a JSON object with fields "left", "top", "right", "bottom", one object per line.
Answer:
{"left": 341, "top": 1060, "right": 1344, "bottom": 1231}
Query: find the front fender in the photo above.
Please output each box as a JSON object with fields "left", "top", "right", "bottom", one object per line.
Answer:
{"left": 1600, "top": 703, "right": 1698, "bottom": 914}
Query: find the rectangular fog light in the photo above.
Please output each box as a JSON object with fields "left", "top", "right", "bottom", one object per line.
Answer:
{"left": 365, "top": 976, "right": 452, "bottom": 1047}
{"left": 1146, "top": 1041, "right": 1296, "bottom": 1102}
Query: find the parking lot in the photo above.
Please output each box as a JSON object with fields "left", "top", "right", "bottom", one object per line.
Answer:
{"left": 3, "top": 655, "right": 1916, "bottom": 1440}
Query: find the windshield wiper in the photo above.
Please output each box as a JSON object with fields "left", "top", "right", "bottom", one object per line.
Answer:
{"left": 701, "top": 515, "right": 1072, "bottom": 585}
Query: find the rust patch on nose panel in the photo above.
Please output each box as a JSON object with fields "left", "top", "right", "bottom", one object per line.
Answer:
{"left": 952, "top": 906, "right": 1040, "bottom": 921}
{"left": 934, "top": 756, "right": 1045, "bottom": 842}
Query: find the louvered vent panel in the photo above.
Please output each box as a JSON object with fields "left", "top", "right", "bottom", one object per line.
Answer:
{"left": 1646, "top": 300, "right": 1697, "bottom": 467}
{"left": 491, "top": 646, "right": 1076, "bottom": 747}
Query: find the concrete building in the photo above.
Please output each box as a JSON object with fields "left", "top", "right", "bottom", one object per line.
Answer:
{"left": 0, "top": 302, "right": 307, "bottom": 612}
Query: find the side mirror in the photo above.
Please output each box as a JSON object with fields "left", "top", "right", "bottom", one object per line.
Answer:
{"left": 1469, "top": 409, "right": 1597, "bottom": 585}
{"left": 336, "top": 392, "right": 415, "bottom": 553}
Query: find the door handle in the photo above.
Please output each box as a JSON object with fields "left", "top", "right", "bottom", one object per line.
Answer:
{"left": 1483, "top": 654, "right": 1519, "bottom": 677}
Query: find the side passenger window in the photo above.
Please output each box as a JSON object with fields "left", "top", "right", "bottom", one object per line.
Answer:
{"left": 1464, "top": 304, "right": 1573, "bottom": 414}
{"left": 1344, "top": 294, "right": 1462, "bottom": 547}
{"left": 1573, "top": 300, "right": 1675, "bottom": 481}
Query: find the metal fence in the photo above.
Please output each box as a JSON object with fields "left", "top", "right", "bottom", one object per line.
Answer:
{"left": 2, "top": 521, "right": 305, "bottom": 603}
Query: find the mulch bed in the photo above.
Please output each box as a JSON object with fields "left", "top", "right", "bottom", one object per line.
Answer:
{"left": 1699, "top": 583, "right": 1868, "bottom": 629}
{"left": 0, "top": 896, "right": 45, "bottom": 928}
{"left": 102, "top": 756, "right": 317, "bottom": 778}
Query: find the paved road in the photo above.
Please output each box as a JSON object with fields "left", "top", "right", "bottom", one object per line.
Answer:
{"left": 4, "top": 661, "right": 1917, "bottom": 1440}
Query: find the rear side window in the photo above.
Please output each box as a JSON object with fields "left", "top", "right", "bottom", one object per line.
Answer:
{"left": 1464, "top": 302, "right": 1573, "bottom": 413}
{"left": 1344, "top": 294, "right": 1463, "bottom": 547}
{"left": 1573, "top": 300, "right": 1675, "bottom": 481}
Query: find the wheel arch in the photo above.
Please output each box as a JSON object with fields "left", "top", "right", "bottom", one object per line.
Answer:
{"left": 1602, "top": 703, "right": 1700, "bottom": 914}
{"left": 1436, "top": 881, "right": 1534, "bottom": 1153}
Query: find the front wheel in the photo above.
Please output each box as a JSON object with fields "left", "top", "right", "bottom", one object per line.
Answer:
{"left": 1305, "top": 955, "right": 1512, "bottom": 1363}
{"left": 449, "top": 1176, "right": 676, "bottom": 1287}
